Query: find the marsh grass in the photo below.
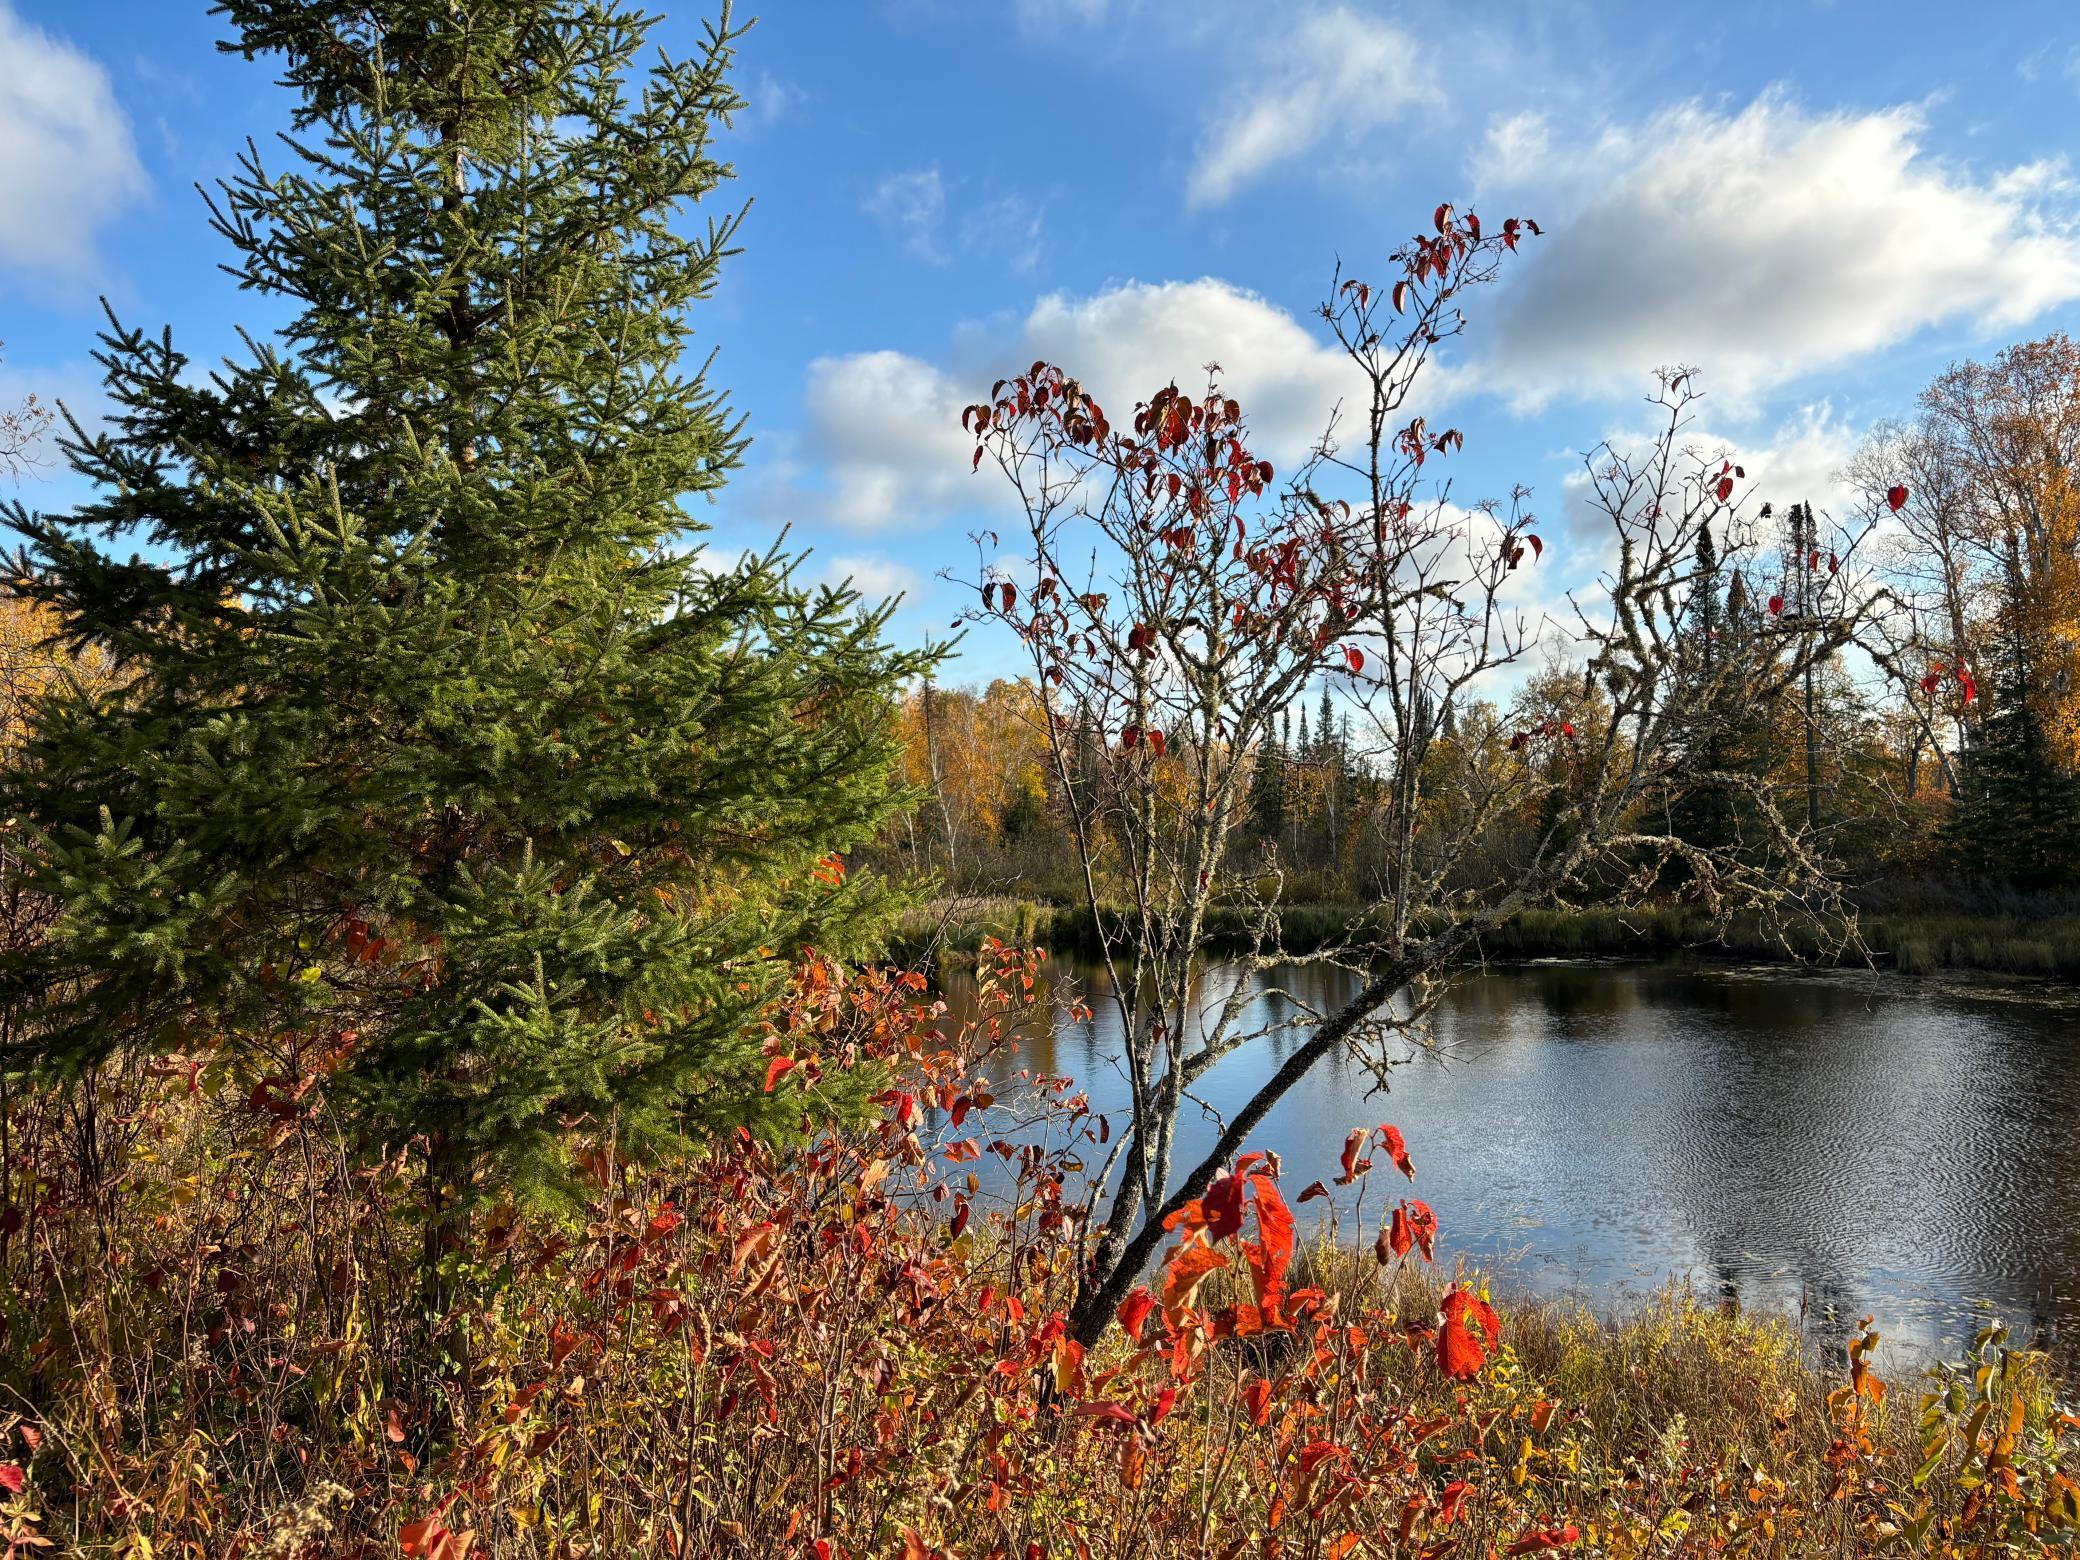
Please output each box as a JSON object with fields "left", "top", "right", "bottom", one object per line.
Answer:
{"left": 900, "top": 897, "right": 2080, "bottom": 980}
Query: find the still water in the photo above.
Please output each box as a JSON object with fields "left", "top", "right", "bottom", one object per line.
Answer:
{"left": 948, "top": 957, "right": 2080, "bottom": 1364}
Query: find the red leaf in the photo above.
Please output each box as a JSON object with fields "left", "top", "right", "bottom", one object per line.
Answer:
{"left": 1388, "top": 1204, "right": 1413, "bottom": 1259}
{"left": 1715, "top": 476, "right": 1734, "bottom": 502}
{"left": 1379, "top": 1124, "right": 1415, "bottom": 1181}
{"left": 1296, "top": 1179, "right": 1332, "bottom": 1203}
{"left": 1200, "top": 1168, "right": 1249, "bottom": 1240}
{"left": 972, "top": 446, "right": 984, "bottom": 472}
{"left": 1768, "top": 595, "right": 1785, "bottom": 616}
{"left": 1392, "top": 279, "right": 1411, "bottom": 313}
{"left": 1335, "top": 1127, "right": 1370, "bottom": 1185}
{"left": 1344, "top": 645, "right": 1365, "bottom": 676}
{"left": 1506, "top": 1528, "right": 1582, "bottom": 1556}
{"left": 1526, "top": 533, "right": 1543, "bottom": 560}
{"left": 1434, "top": 202, "right": 1453, "bottom": 233}
{"left": 1117, "top": 1287, "right": 1156, "bottom": 1343}
{"left": 1959, "top": 671, "right": 1978, "bottom": 704}
{"left": 1439, "top": 1479, "right": 1470, "bottom": 1525}
{"left": 1886, "top": 484, "right": 1908, "bottom": 512}
{"left": 1121, "top": 724, "right": 1142, "bottom": 750}
{"left": 763, "top": 1055, "right": 796, "bottom": 1094}
{"left": 1243, "top": 1376, "right": 1274, "bottom": 1426}
{"left": 1077, "top": 1400, "right": 1140, "bottom": 1427}
{"left": 1436, "top": 1286, "right": 1500, "bottom": 1380}
{"left": 1243, "top": 1174, "right": 1295, "bottom": 1320}
{"left": 0, "top": 1462, "right": 22, "bottom": 1495}
{"left": 1148, "top": 729, "right": 1167, "bottom": 757}
{"left": 1000, "top": 582, "right": 1017, "bottom": 614}
{"left": 1405, "top": 1199, "right": 1437, "bottom": 1261}
{"left": 1437, "top": 1314, "right": 1487, "bottom": 1379}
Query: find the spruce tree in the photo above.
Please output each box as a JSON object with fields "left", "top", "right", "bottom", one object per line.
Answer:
{"left": 1668, "top": 551, "right": 1783, "bottom": 864}
{"left": 1946, "top": 572, "right": 2080, "bottom": 894}
{"left": 2, "top": 1, "right": 930, "bottom": 1203}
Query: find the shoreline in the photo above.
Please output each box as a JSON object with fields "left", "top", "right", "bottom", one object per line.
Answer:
{"left": 893, "top": 896, "right": 2080, "bottom": 981}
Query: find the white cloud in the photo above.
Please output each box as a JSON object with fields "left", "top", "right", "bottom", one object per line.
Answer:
{"left": 1471, "top": 111, "right": 1551, "bottom": 191}
{"left": 868, "top": 169, "right": 1048, "bottom": 272}
{"left": 1547, "top": 400, "right": 1868, "bottom": 646}
{"left": 866, "top": 167, "right": 949, "bottom": 263}
{"left": 817, "top": 551, "right": 922, "bottom": 602}
{"left": 1476, "top": 92, "right": 2080, "bottom": 410}
{"left": 1186, "top": 7, "right": 1435, "bottom": 211}
{"left": 1016, "top": 279, "right": 1359, "bottom": 461}
{"left": 797, "top": 348, "right": 976, "bottom": 531}
{"left": 0, "top": 2, "right": 147, "bottom": 287}
{"left": 791, "top": 277, "right": 1372, "bottom": 532}
{"left": 743, "top": 68, "right": 805, "bottom": 129}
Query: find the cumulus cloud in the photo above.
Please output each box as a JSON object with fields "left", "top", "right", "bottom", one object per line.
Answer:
{"left": 1544, "top": 399, "right": 1869, "bottom": 654}
{"left": 0, "top": 3, "right": 147, "bottom": 287}
{"left": 816, "top": 551, "right": 923, "bottom": 603}
{"left": 790, "top": 277, "right": 1378, "bottom": 531}
{"left": 795, "top": 349, "right": 977, "bottom": 531}
{"left": 1186, "top": 7, "right": 1435, "bottom": 210}
{"left": 1475, "top": 92, "right": 2080, "bottom": 410}
{"left": 1470, "top": 111, "right": 1551, "bottom": 191}
{"left": 1016, "top": 279, "right": 1360, "bottom": 460}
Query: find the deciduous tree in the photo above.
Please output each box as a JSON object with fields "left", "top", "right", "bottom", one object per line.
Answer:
{"left": 963, "top": 212, "right": 1890, "bottom": 1344}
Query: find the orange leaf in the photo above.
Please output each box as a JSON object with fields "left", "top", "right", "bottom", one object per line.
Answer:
{"left": 1244, "top": 1173, "right": 1295, "bottom": 1321}
{"left": 731, "top": 1222, "right": 777, "bottom": 1276}
{"left": 1052, "top": 1335, "right": 1087, "bottom": 1398}
{"left": 1161, "top": 1242, "right": 1228, "bottom": 1330}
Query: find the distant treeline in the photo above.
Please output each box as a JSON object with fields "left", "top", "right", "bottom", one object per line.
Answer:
{"left": 869, "top": 336, "right": 2080, "bottom": 938}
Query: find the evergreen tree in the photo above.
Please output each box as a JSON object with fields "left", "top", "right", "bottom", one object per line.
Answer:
{"left": 2, "top": 1, "right": 929, "bottom": 1203}
{"left": 1946, "top": 565, "right": 2080, "bottom": 893}
{"left": 1667, "top": 552, "right": 1783, "bottom": 863}
{"left": 1247, "top": 722, "right": 1286, "bottom": 843}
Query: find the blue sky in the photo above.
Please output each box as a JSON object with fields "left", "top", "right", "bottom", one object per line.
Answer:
{"left": 6, "top": 0, "right": 2080, "bottom": 684}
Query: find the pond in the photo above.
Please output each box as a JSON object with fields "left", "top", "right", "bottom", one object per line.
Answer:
{"left": 944, "top": 955, "right": 2080, "bottom": 1366}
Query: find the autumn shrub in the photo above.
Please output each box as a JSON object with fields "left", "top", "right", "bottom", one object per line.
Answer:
{"left": 1, "top": 940, "right": 2075, "bottom": 1558}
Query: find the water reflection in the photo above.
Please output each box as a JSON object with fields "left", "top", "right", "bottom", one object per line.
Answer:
{"left": 939, "top": 956, "right": 2080, "bottom": 1365}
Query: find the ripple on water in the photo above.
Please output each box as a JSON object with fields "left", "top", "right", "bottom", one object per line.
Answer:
{"left": 942, "top": 956, "right": 2080, "bottom": 1367}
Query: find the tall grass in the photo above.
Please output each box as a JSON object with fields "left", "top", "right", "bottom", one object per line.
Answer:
{"left": 1, "top": 946, "right": 2071, "bottom": 1555}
